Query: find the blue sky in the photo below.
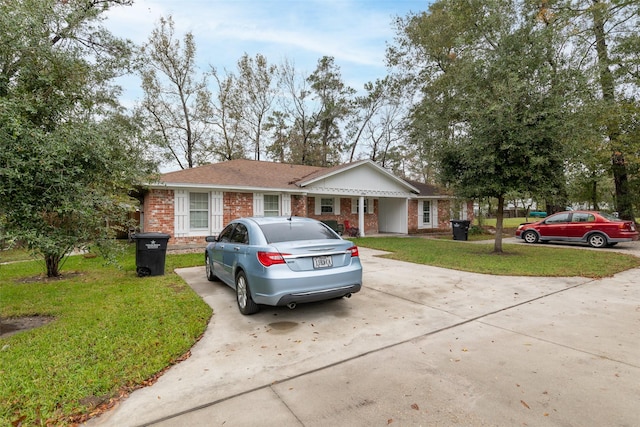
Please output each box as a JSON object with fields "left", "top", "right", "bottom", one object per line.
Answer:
{"left": 106, "top": 0, "right": 430, "bottom": 104}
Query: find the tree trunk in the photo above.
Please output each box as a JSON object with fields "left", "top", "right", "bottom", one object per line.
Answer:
{"left": 45, "top": 254, "right": 61, "bottom": 277}
{"left": 494, "top": 195, "right": 504, "bottom": 253}
{"left": 591, "top": 0, "right": 635, "bottom": 220}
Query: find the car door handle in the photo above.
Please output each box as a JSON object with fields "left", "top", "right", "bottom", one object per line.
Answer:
{"left": 234, "top": 246, "right": 241, "bottom": 251}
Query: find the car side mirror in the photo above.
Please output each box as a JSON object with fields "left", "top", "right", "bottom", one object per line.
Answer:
{"left": 205, "top": 235, "right": 218, "bottom": 243}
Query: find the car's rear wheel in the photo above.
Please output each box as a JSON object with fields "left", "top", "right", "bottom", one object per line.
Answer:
{"left": 588, "top": 233, "right": 607, "bottom": 248}
{"left": 236, "top": 271, "right": 259, "bottom": 315}
{"left": 205, "top": 254, "right": 218, "bottom": 281}
{"left": 522, "top": 230, "right": 539, "bottom": 244}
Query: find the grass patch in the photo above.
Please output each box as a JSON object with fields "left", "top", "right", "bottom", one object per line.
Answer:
{"left": 0, "top": 246, "right": 211, "bottom": 426}
{"left": 353, "top": 237, "right": 640, "bottom": 278}
{"left": 0, "top": 247, "right": 34, "bottom": 264}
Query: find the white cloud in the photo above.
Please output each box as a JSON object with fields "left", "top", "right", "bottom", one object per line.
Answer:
{"left": 105, "top": 0, "right": 428, "bottom": 99}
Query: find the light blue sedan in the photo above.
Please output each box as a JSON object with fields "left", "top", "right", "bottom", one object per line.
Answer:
{"left": 205, "top": 216, "right": 363, "bottom": 315}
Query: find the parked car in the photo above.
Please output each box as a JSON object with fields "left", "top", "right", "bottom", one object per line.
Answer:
{"left": 204, "top": 216, "right": 363, "bottom": 315}
{"left": 515, "top": 210, "right": 638, "bottom": 248}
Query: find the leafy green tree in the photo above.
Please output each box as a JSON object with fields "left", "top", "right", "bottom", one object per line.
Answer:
{"left": 270, "top": 59, "right": 322, "bottom": 165}
{"left": 207, "top": 66, "right": 247, "bottom": 161}
{"left": 138, "top": 16, "right": 212, "bottom": 169}
{"left": 346, "top": 77, "right": 414, "bottom": 175}
{"left": 547, "top": 0, "right": 640, "bottom": 220}
{"left": 236, "top": 53, "right": 279, "bottom": 160}
{"left": 0, "top": 0, "right": 153, "bottom": 277}
{"left": 390, "top": 0, "right": 580, "bottom": 252}
{"left": 307, "top": 56, "right": 356, "bottom": 166}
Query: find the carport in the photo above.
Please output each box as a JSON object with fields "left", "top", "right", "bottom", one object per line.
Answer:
{"left": 378, "top": 197, "right": 409, "bottom": 234}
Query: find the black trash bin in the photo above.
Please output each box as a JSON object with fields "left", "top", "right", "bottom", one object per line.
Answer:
{"left": 133, "top": 232, "right": 170, "bottom": 277}
{"left": 450, "top": 220, "right": 471, "bottom": 241}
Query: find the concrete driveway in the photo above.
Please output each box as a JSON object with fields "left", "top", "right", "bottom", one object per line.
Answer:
{"left": 86, "top": 245, "right": 640, "bottom": 426}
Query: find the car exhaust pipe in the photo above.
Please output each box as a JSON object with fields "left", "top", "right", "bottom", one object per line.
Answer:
{"left": 345, "top": 293, "right": 352, "bottom": 299}
{"left": 287, "top": 302, "right": 297, "bottom": 309}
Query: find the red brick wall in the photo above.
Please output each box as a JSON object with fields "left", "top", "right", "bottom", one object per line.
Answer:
{"left": 223, "top": 192, "right": 253, "bottom": 224}
{"left": 437, "top": 200, "right": 451, "bottom": 229}
{"left": 143, "top": 189, "right": 174, "bottom": 236}
{"left": 408, "top": 199, "right": 475, "bottom": 234}
{"left": 408, "top": 199, "right": 419, "bottom": 233}
{"left": 143, "top": 189, "right": 474, "bottom": 242}
{"left": 291, "top": 195, "right": 307, "bottom": 216}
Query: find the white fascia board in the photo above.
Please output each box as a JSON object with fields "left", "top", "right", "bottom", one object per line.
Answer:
{"left": 411, "top": 194, "right": 453, "bottom": 200}
{"left": 298, "top": 160, "right": 420, "bottom": 194}
{"left": 147, "top": 182, "right": 307, "bottom": 195}
{"left": 307, "top": 187, "right": 415, "bottom": 197}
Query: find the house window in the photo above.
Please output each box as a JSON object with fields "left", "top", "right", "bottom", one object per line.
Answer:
{"left": 190, "top": 192, "right": 209, "bottom": 229}
{"left": 422, "top": 201, "right": 431, "bottom": 223}
{"left": 354, "top": 198, "right": 371, "bottom": 214}
{"left": 264, "top": 195, "right": 280, "bottom": 217}
{"left": 320, "top": 198, "right": 334, "bottom": 214}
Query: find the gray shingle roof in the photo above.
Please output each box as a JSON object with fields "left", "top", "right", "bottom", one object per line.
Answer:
{"left": 159, "top": 159, "right": 324, "bottom": 190}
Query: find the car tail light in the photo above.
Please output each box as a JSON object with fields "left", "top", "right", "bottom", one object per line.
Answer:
{"left": 257, "top": 251, "right": 288, "bottom": 267}
{"left": 347, "top": 246, "right": 359, "bottom": 257}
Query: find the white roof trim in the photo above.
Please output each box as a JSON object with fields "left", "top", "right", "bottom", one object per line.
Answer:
{"left": 148, "top": 182, "right": 306, "bottom": 194}
{"left": 297, "top": 160, "right": 420, "bottom": 194}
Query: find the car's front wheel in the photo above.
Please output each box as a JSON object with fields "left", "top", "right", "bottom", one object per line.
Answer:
{"left": 522, "top": 230, "right": 539, "bottom": 244}
{"left": 205, "top": 254, "right": 218, "bottom": 281}
{"left": 588, "top": 233, "right": 607, "bottom": 248}
{"left": 235, "top": 271, "right": 259, "bottom": 315}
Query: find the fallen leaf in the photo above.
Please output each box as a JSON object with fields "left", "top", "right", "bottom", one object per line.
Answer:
{"left": 387, "top": 419, "right": 393, "bottom": 424}
{"left": 411, "top": 403, "right": 420, "bottom": 410}
{"left": 520, "top": 400, "right": 530, "bottom": 409}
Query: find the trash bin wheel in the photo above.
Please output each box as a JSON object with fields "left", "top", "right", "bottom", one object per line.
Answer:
{"left": 137, "top": 267, "right": 152, "bottom": 277}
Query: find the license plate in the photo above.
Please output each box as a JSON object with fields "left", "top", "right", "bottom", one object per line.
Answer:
{"left": 312, "top": 255, "right": 333, "bottom": 269}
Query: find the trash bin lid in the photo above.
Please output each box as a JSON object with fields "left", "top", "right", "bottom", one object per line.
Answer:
{"left": 133, "top": 232, "right": 171, "bottom": 239}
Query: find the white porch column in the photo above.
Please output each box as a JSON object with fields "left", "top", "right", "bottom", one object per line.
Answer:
{"left": 358, "top": 195, "right": 365, "bottom": 237}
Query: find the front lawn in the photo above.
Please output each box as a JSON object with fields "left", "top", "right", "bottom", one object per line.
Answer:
{"left": 0, "top": 248, "right": 210, "bottom": 426}
{"left": 352, "top": 237, "right": 640, "bottom": 277}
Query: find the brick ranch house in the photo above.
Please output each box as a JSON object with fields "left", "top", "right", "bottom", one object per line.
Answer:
{"left": 139, "top": 159, "right": 473, "bottom": 244}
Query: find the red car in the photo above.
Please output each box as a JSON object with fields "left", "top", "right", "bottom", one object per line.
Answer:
{"left": 515, "top": 210, "right": 638, "bottom": 248}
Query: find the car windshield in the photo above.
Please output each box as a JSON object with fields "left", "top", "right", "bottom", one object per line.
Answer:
{"left": 259, "top": 222, "right": 338, "bottom": 243}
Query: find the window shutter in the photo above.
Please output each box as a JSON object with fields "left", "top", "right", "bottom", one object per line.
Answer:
{"left": 253, "top": 193, "right": 264, "bottom": 216}
{"left": 368, "top": 198, "right": 374, "bottom": 214}
{"left": 433, "top": 200, "right": 439, "bottom": 227}
{"left": 281, "top": 194, "right": 291, "bottom": 216}
{"left": 314, "top": 197, "right": 321, "bottom": 215}
{"left": 174, "top": 190, "right": 188, "bottom": 237}
{"left": 334, "top": 197, "right": 340, "bottom": 215}
{"left": 211, "top": 191, "right": 224, "bottom": 233}
{"left": 351, "top": 198, "right": 357, "bottom": 214}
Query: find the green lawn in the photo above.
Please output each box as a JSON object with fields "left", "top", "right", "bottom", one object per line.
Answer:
{"left": 475, "top": 216, "right": 531, "bottom": 228}
{"left": 0, "top": 248, "right": 210, "bottom": 426}
{"left": 352, "top": 236, "right": 640, "bottom": 277}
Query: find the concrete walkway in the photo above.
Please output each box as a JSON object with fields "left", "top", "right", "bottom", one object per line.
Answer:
{"left": 86, "top": 245, "right": 640, "bottom": 426}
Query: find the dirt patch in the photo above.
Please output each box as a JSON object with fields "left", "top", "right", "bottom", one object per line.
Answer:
{"left": 0, "top": 316, "right": 56, "bottom": 338}
{"left": 15, "top": 272, "right": 82, "bottom": 284}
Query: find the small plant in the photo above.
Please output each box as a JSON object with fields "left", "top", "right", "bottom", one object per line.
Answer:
{"left": 468, "top": 225, "right": 485, "bottom": 235}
